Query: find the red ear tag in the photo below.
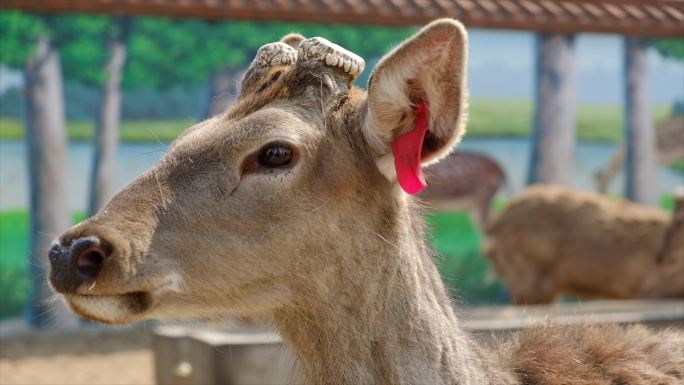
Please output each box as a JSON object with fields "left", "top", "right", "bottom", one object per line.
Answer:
{"left": 392, "top": 100, "right": 429, "bottom": 195}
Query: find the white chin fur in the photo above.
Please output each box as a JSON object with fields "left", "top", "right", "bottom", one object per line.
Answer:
{"left": 68, "top": 294, "right": 187, "bottom": 324}
{"left": 66, "top": 273, "right": 185, "bottom": 323}
{"left": 67, "top": 294, "right": 135, "bottom": 324}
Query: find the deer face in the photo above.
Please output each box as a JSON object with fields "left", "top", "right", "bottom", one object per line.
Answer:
{"left": 48, "top": 19, "right": 468, "bottom": 324}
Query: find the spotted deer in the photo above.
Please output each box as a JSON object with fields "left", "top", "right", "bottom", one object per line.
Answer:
{"left": 48, "top": 20, "right": 683, "bottom": 385}
{"left": 484, "top": 184, "right": 684, "bottom": 304}
{"left": 419, "top": 151, "right": 505, "bottom": 228}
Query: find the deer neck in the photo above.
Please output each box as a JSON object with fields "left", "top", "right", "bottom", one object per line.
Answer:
{"left": 273, "top": 201, "right": 498, "bottom": 385}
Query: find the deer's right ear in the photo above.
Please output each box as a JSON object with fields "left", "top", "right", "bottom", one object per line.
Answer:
{"left": 363, "top": 19, "right": 468, "bottom": 194}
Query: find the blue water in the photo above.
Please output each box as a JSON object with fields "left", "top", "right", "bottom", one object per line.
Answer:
{"left": 458, "top": 137, "right": 682, "bottom": 196}
{"left": 1, "top": 138, "right": 681, "bottom": 211}
{"left": 1, "top": 141, "right": 167, "bottom": 211}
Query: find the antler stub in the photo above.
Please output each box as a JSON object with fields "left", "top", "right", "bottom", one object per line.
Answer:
{"left": 250, "top": 42, "right": 298, "bottom": 68}
{"left": 298, "top": 37, "right": 365, "bottom": 80}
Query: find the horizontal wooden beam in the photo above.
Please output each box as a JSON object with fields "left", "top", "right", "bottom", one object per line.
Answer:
{"left": 2, "top": 0, "right": 683, "bottom": 37}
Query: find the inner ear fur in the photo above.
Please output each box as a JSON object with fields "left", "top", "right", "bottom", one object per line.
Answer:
{"left": 364, "top": 19, "right": 468, "bottom": 164}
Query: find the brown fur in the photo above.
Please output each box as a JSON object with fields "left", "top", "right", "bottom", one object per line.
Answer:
{"left": 49, "top": 20, "right": 683, "bottom": 385}
{"left": 484, "top": 185, "right": 684, "bottom": 304}
{"left": 498, "top": 324, "right": 684, "bottom": 385}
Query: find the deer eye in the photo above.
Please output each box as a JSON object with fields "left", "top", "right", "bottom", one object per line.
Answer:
{"left": 258, "top": 144, "right": 293, "bottom": 168}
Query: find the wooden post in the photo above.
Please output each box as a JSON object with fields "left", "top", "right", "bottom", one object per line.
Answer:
{"left": 24, "top": 35, "right": 75, "bottom": 328}
{"left": 154, "top": 326, "right": 301, "bottom": 385}
{"left": 624, "top": 37, "right": 657, "bottom": 206}
{"left": 527, "top": 34, "right": 576, "bottom": 186}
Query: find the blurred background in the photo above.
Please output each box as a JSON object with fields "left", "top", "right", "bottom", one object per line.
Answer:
{"left": 0, "top": 1, "right": 682, "bottom": 384}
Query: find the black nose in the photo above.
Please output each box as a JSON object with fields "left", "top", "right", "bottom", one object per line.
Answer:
{"left": 48, "top": 236, "right": 111, "bottom": 292}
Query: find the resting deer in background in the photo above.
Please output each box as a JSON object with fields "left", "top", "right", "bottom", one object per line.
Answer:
{"left": 47, "top": 20, "right": 683, "bottom": 385}
{"left": 419, "top": 151, "right": 505, "bottom": 228}
{"left": 484, "top": 184, "right": 684, "bottom": 305}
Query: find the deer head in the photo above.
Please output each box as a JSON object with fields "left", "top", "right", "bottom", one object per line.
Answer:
{"left": 48, "top": 19, "right": 468, "bottom": 324}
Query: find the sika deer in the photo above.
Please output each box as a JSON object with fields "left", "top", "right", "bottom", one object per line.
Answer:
{"left": 483, "top": 184, "right": 684, "bottom": 304}
{"left": 48, "top": 20, "right": 683, "bottom": 385}
{"left": 419, "top": 151, "right": 505, "bottom": 228}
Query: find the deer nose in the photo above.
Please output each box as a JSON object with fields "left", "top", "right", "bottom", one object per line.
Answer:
{"left": 71, "top": 237, "right": 108, "bottom": 280}
{"left": 48, "top": 236, "right": 110, "bottom": 291}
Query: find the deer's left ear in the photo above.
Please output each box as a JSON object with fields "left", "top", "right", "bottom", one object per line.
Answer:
{"left": 364, "top": 19, "right": 468, "bottom": 194}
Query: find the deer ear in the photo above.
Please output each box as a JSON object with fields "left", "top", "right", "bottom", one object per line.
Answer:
{"left": 364, "top": 19, "right": 468, "bottom": 194}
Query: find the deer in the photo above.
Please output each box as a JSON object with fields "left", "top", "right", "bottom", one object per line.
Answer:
{"left": 47, "top": 20, "right": 683, "bottom": 385}
{"left": 483, "top": 184, "right": 684, "bottom": 305}
{"left": 594, "top": 114, "right": 684, "bottom": 194}
{"left": 419, "top": 151, "right": 506, "bottom": 229}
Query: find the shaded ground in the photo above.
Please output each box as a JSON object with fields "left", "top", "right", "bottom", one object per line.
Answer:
{"left": 0, "top": 320, "right": 154, "bottom": 385}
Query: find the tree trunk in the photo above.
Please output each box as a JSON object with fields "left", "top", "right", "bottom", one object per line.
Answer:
{"left": 201, "top": 67, "right": 242, "bottom": 119}
{"left": 88, "top": 30, "right": 128, "bottom": 215}
{"left": 624, "top": 37, "right": 657, "bottom": 206}
{"left": 527, "top": 34, "right": 577, "bottom": 186}
{"left": 24, "top": 36, "right": 75, "bottom": 328}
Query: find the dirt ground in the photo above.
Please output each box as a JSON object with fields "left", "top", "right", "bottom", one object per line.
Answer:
{"left": 0, "top": 320, "right": 154, "bottom": 385}
{"left": 0, "top": 350, "right": 153, "bottom": 385}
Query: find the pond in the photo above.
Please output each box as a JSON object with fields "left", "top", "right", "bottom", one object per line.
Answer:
{"left": 1, "top": 138, "right": 682, "bottom": 211}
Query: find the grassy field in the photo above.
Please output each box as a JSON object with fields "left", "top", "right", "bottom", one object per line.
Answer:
{"left": 0, "top": 211, "right": 30, "bottom": 319}
{"left": 672, "top": 159, "right": 684, "bottom": 172}
{"left": 467, "top": 100, "right": 667, "bottom": 142}
{"left": 0, "top": 100, "right": 672, "bottom": 143}
{"left": 427, "top": 211, "right": 505, "bottom": 305}
{"left": 0, "top": 212, "right": 86, "bottom": 318}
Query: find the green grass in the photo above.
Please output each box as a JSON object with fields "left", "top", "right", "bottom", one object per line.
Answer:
{"left": 0, "top": 211, "right": 29, "bottom": 270}
{"left": 0, "top": 211, "right": 85, "bottom": 319}
{"left": 0, "top": 101, "right": 671, "bottom": 143}
{"left": 672, "top": 159, "right": 684, "bottom": 173}
{"left": 0, "top": 267, "right": 29, "bottom": 320}
{"left": 427, "top": 211, "right": 505, "bottom": 305}
{"left": 455, "top": 100, "right": 670, "bottom": 142}
{"left": 0, "top": 211, "right": 30, "bottom": 319}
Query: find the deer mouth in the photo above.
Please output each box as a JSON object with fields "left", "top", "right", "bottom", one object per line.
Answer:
{"left": 64, "top": 291, "right": 152, "bottom": 324}
{"left": 57, "top": 272, "right": 184, "bottom": 324}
